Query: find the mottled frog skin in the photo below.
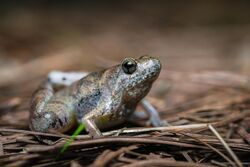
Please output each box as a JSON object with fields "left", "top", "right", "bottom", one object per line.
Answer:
{"left": 29, "top": 56, "right": 161, "bottom": 137}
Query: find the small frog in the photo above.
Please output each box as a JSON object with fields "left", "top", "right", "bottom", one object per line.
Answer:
{"left": 29, "top": 56, "right": 164, "bottom": 138}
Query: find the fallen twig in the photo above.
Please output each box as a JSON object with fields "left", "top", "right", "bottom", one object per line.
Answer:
{"left": 208, "top": 124, "right": 243, "bottom": 167}
{"left": 122, "top": 159, "right": 216, "bottom": 167}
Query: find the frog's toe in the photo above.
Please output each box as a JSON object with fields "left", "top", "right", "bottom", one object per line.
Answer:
{"left": 158, "top": 120, "right": 170, "bottom": 126}
{"left": 147, "top": 119, "right": 169, "bottom": 127}
{"left": 89, "top": 131, "right": 103, "bottom": 139}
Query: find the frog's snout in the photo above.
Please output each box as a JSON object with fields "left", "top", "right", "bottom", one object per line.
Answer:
{"left": 139, "top": 56, "right": 161, "bottom": 70}
{"left": 151, "top": 58, "right": 161, "bottom": 72}
{"left": 136, "top": 56, "right": 162, "bottom": 81}
{"left": 147, "top": 57, "right": 162, "bottom": 77}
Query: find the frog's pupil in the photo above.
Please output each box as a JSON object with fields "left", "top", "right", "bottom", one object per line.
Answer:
{"left": 122, "top": 59, "right": 137, "bottom": 74}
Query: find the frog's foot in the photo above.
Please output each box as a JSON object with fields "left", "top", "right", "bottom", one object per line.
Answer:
{"left": 146, "top": 118, "right": 168, "bottom": 127}
{"left": 47, "top": 71, "right": 88, "bottom": 86}
{"left": 141, "top": 99, "right": 170, "bottom": 127}
{"left": 129, "top": 111, "right": 168, "bottom": 127}
{"left": 82, "top": 118, "right": 102, "bottom": 138}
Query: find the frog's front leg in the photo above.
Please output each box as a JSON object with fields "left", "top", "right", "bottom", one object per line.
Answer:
{"left": 76, "top": 98, "right": 105, "bottom": 138}
{"left": 81, "top": 117, "right": 102, "bottom": 138}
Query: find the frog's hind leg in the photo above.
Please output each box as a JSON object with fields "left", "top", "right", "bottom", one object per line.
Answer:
{"left": 141, "top": 99, "right": 169, "bottom": 127}
{"left": 30, "top": 80, "right": 54, "bottom": 120}
{"left": 29, "top": 80, "right": 56, "bottom": 143}
{"left": 48, "top": 71, "right": 88, "bottom": 86}
{"left": 30, "top": 79, "right": 79, "bottom": 144}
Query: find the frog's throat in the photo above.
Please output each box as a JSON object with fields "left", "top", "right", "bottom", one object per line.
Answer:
{"left": 60, "top": 123, "right": 86, "bottom": 154}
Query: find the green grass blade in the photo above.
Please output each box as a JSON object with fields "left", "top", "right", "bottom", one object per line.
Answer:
{"left": 60, "top": 123, "right": 85, "bottom": 154}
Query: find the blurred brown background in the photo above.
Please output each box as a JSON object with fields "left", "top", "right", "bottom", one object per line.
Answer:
{"left": 0, "top": 0, "right": 249, "bottom": 92}
{"left": 0, "top": 0, "right": 250, "bottom": 70}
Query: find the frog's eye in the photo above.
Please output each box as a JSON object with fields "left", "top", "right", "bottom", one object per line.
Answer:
{"left": 122, "top": 58, "right": 137, "bottom": 74}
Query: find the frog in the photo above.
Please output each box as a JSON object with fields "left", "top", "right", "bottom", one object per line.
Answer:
{"left": 29, "top": 56, "right": 165, "bottom": 138}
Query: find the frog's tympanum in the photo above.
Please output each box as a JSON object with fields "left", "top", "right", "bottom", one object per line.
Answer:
{"left": 29, "top": 56, "right": 162, "bottom": 138}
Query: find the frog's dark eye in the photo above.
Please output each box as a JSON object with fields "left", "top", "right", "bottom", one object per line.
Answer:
{"left": 122, "top": 58, "right": 137, "bottom": 74}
